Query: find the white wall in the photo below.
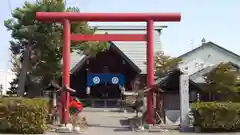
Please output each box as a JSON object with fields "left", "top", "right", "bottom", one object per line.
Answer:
{"left": 178, "top": 44, "right": 240, "bottom": 76}
{"left": 178, "top": 58, "right": 213, "bottom": 75}
{"left": 0, "top": 70, "right": 16, "bottom": 95}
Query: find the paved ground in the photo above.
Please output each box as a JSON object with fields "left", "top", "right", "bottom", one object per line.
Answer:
{"left": 82, "top": 109, "right": 134, "bottom": 135}
{"left": 59, "top": 108, "right": 240, "bottom": 135}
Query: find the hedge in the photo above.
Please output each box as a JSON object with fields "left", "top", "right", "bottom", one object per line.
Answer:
{"left": 191, "top": 102, "right": 240, "bottom": 132}
{"left": 0, "top": 97, "right": 49, "bottom": 134}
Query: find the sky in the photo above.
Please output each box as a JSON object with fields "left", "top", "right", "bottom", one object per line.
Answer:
{"left": 0, "top": 0, "right": 240, "bottom": 71}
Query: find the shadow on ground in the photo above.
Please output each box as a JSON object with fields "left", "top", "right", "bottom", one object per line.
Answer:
{"left": 88, "top": 123, "right": 132, "bottom": 132}
{"left": 84, "top": 107, "right": 137, "bottom": 113}
{"left": 113, "top": 127, "right": 132, "bottom": 132}
{"left": 120, "top": 119, "right": 130, "bottom": 126}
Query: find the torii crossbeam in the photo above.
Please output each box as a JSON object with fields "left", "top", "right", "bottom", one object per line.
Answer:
{"left": 35, "top": 12, "right": 181, "bottom": 125}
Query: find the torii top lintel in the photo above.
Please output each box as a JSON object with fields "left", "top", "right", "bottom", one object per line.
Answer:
{"left": 36, "top": 12, "right": 181, "bottom": 22}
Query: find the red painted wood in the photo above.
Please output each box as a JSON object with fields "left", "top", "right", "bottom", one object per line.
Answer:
{"left": 36, "top": 12, "right": 181, "bottom": 22}
{"left": 146, "top": 20, "right": 154, "bottom": 124}
{"left": 62, "top": 19, "right": 71, "bottom": 124}
{"left": 71, "top": 34, "right": 146, "bottom": 41}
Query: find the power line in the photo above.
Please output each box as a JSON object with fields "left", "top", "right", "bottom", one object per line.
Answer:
{"left": 65, "top": 0, "right": 67, "bottom": 7}
{"left": 7, "top": 0, "right": 12, "bottom": 12}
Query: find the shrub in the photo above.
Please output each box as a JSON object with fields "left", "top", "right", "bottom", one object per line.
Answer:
{"left": 0, "top": 97, "right": 49, "bottom": 134}
{"left": 191, "top": 102, "right": 240, "bottom": 132}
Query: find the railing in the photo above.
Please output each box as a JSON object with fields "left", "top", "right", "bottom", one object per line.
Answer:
{"left": 79, "top": 98, "right": 123, "bottom": 108}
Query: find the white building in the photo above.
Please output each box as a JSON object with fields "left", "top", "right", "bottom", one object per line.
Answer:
{"left": 0, "top": 69, "right": 16, "bottom": 95}
{"left": 178, "top": 41, "right": 240, "bottom": 83}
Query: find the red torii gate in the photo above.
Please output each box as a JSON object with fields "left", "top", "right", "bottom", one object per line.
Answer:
{"left": 35, "top": 12, "right": 181, "bottom": 125}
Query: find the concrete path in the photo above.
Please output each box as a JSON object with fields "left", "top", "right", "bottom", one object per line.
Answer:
{"left": 77, "top": 110, "right": 240, "bottom": 135}
{"left": 82, "top": 110, "right": 134, "bottom": 135}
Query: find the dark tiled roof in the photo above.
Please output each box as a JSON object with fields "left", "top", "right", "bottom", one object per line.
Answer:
{"left": 155, "top": 69, "right": 202, "bottom": 92}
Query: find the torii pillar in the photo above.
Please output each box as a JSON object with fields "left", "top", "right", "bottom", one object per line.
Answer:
{"left": 35, "top": 12, "right": 181, "bottom": 125}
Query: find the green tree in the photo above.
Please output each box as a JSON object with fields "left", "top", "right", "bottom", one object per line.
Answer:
{"left": 204, "top": 62, "right": 240, "bottom": 101}
{"left": 154, "top": 51, "right": 182, "bottom": 77}
{"left": 5, "top": 0, "right": 108, "bottom": 97}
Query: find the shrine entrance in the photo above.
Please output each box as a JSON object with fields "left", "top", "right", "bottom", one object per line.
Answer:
{"left": 70, "top": 42, "right": 141, "bottom": 108}
{"left": 36, "top": 12, "right": 181, "bottom": 125}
